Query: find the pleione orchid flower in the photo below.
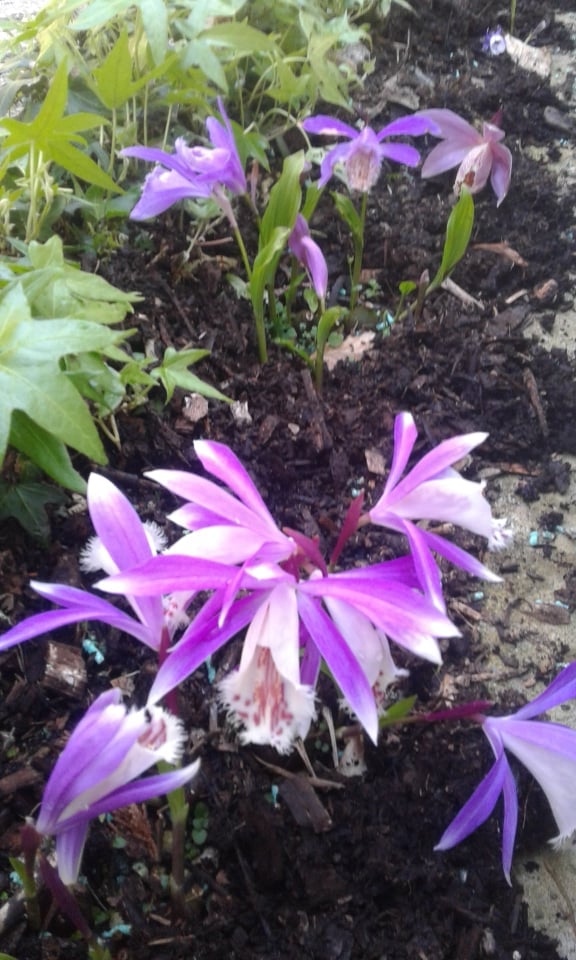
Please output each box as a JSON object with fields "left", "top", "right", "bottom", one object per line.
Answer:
{"left": 366, "top": 412, "right": 512, "bottom": 588}
{"left": 147, "top": 438, "right": 312, "bottom": 567}
{"left": 0, "top": 473, "right": 233, "bottom": 657}
{"left": 31, "top": 689, "right": 200, "bottom": 884}
{"left": 435, "top": 663, "right": 576, "bottom": 883}
{"left": 288, "top": 213, "right": 328, "bottom": 301}
{"left": 302, "top": 113, "right": 439, "bottom": 192}
{"left": 416, "top": 108, "right": 512, "bottom": 206}
{"left": 97, "top": 552, "right": 459, "bottom": 751}
{"left": 121, "top": 97, "right": 246, "bottom": 221}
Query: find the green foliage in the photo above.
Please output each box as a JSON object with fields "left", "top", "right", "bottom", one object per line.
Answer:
{"left": 428, "top": 188, "right": 475, "bottom": 291}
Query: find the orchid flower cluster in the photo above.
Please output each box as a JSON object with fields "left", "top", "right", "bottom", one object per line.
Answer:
{"left": 121, "top": 100, "right": 512, "bottom": 375}
{"left": 4, "top": 413, "right": 576, "bottom": 886}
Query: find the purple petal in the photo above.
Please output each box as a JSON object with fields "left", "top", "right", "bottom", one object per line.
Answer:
{"left": 194, "top": 441, "right": 276, "bottom": 524}
{"left": 399, "top": 521, "right": 446, "bottom": 612}
{"left": 87, "top": 474, "right": 164, "bottom": 640}
{"left": 421, "top": 141, "right": 479, "bottom": 179}
{"left": 513, "top": 663, "right": 576, "bottom": 720}
{"left": 149, "top": 594, "right": 264, "bottom": 703}
{"left": 384, "top": 432, "right": 488, "bottom": 501}
{"left": 129, "top": 168, "right": 211, "bottom": 220}
{"left": 54, "top": 823, "right": 90, "bottom": 885}
{"left": 378, "top": 115, "right": 441, "bottom": 139}
{"left": 318, "top": 142, "right": 351, "bottom": 187}
{"left": 297, "top": 591, "right": 378, "bottom": 743}
{"left": 377, "top": 143, "right": 421, "bottom": 167}
{"left": 0, "top": 583, "right": 157, "bottom": 652}
{"left": 415, "top": 529, "right": 502, "bottom": 582}
{"left": 64, "top": 761, "right": 201, "bottom": 829}
{"left": 96, "top": 555, "right": 239, "bottom": 598}
{"left": 289, "top": 216, "right": 328, "bottom": 299}
{"left": 490, "top": 143, "right": 512, "bottom": 206}
{"left": 303, "top": 115, "right": 358, "bottom": 139}
{"left": 382, "top": 413, "right": 418, "bottom": 495}
{"left": 416, "top": 109, "right": 481, "bottom": 145}
{"left": 435, "top": 745, "right": 510, "bottom": 851}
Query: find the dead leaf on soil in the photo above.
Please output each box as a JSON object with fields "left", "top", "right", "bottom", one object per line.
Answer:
{"left": 323, "top": 330, "right": 376, "bottom": 371}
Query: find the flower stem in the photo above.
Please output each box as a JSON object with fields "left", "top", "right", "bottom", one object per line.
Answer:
{"left": 349, "top": 191, "right": 367, "bottom": 311}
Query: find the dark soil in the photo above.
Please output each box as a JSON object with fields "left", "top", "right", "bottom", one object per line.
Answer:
{"left": 1, "top": 0, "right": 575, "bottom": 957}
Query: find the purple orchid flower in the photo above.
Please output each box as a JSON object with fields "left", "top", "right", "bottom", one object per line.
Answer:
{"left": 436, "top": 662, "right": 576, "bottom": 883}
{"left": 121, "top": 97, "right": 246, "bottom": 221}
{"left": 482, "top": 27, "right": 507, "bottom": 57}
{"left": 416, "top": 108, "right": 512, "bottom": 206}
{"left": 31, "top": 689, "right": 200, "bottom": 884}
{"left": 147, "top": 439, "right": 315, "bottom": 568}
{"left": 302, "top": 113, "right": 439, "bottom": 192}
{"left": 97, "top": 553, "right": 459, "bottom": 753}
{"left": 0, "top": 473, "right": 235, "bottom": 656}
{"left": 288, "top": 213, "right": 328, "bottom": 300}
{"left": 366, "top": 412, "right": 511, "bottom": 588}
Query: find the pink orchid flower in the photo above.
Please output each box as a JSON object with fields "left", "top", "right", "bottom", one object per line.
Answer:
{"left": 417, "top": 108, "right": 512, "bottom": 206}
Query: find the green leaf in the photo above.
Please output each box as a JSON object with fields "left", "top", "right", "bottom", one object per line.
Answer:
{"left": 0, "top": 60, "right": 121, "bottom": 194}
{"left": 150, "top": 347, "right": 230, "bottom": 404}
{"left": 259, "top": 151, "right": 304, "bottom": 248}
{"left": 379, "top": 695, "right": 417, "bottom": 728}
{"left": 9, "top": 411, "right": 87, "bottom": 493}
{"left": 332, "top": 192, "right": 362, "bottom": 244}
{"left": 0, "top": 283, "right": 125, "bottom": 464}
{"left": 428, "top": 189, "right": 474, "bottom": 291}
{"left": 201, "top": 21, "right": 281, "bottom": 56}
{"left": 0, "top": 477, "right": 67, "bottom": 540}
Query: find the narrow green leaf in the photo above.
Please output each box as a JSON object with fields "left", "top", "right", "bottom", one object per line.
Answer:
{"left": 259, "top": 151, "right": 304, "bottom": 248}
{"left": 428, "top": 189, "right": 474, "bottom": 291}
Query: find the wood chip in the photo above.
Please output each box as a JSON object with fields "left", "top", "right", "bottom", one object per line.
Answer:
{"left": 43, "top": 641, "right": 86, "bottom": 699}
{"left": 278, "top": 776, "right": 333, "bottom": 832}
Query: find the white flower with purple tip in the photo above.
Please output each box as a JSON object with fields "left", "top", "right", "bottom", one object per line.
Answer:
{"left": 435, "top": 663, "right": 576, "bottom": 882}
{"left": 417, "top": 108, "right": 512, "bottom": 205}
{"left": 302, "top": 113, "right": 439, "bottom": 192}
{"left": 33, "top": 689, "right": 200, "bottom": 884}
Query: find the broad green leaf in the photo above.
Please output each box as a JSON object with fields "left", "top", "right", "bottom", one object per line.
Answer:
{"left": 0, "top": 60, "right": 120, "bottom": 194}
{"left": 89, "top": 31, "right": 136, "bottom": 110}
{"left": 428, "top": 189, "right": 474, "bottom": 291}
{"left": 70, "top": 0, "right": 133, "bottom": 29}
{"left": 151, "top": 347, "right": 230, "bottom": 404}
{"left": 182, "top": 40, "right": 228, "bottom": 92}
{"left": 139, "top": 0, "right": 169, "bottom": 65}
{"left": 0, "top": 478, "right": 67, "bottom": 540}
{"left": 201, "top": 21, "right": 281, "bottom": 56}
{"left": 9, "top": 411, "right": 87, "bottom": 493}
{"left": 0, "top": 283, "right": 125, "bottom": 463}
{"left": 64, "top": 353, "right": 126, "bottom": 415}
